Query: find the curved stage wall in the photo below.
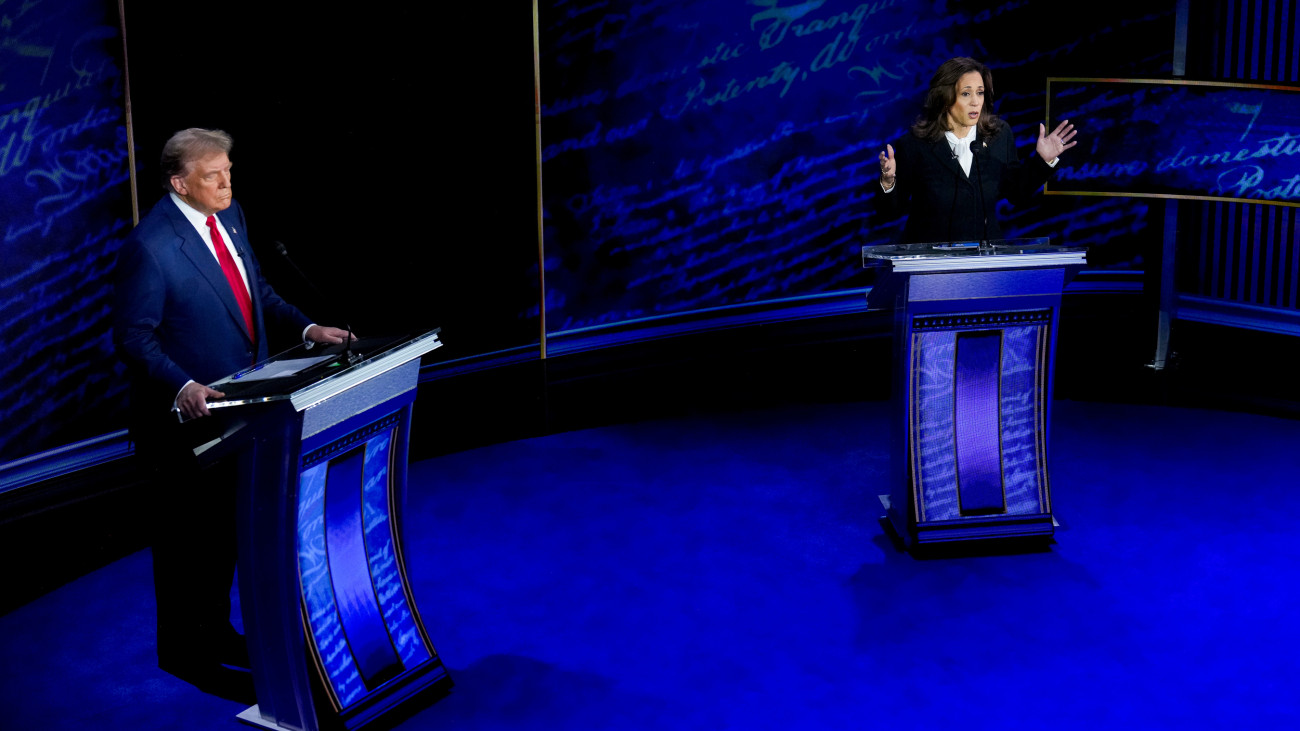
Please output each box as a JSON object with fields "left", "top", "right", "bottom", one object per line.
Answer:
{"left": 0, "top": 0, "right": 133, "bottom": 464}
{"left": 535, "top": 0, "right": 1173, "bottom": 337}
{"left": 11, "top": 1, "right": 1300, "bottom": 490}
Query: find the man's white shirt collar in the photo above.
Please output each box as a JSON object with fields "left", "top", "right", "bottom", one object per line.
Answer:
{"left": 169, "top": 192, "right": 249, "bottom": 287}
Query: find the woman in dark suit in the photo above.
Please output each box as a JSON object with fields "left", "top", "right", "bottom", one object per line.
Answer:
{"left": 874, "top": 57, "right": 1078, "bottom": 244}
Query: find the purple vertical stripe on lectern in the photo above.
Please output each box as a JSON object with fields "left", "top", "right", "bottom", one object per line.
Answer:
{"left": 954, "top": 331, "right": 1004, "bottom": 515}
{"left": 325, "top": 450, "right": 402, "bottom": 689}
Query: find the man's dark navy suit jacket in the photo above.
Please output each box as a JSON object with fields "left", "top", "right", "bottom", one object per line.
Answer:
{"left": 114, "top": 196, "right": 309, "bottom": 421}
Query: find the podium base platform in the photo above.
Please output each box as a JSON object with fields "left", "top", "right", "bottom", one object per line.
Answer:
{"left": 237, "top": 670, "right": 454, "bottom": 731}
{"left": 237, "top": 705, "right": 275, "bottom": 730}
{"left": 878, "top": 495, "right": 1058, "bottom": 553}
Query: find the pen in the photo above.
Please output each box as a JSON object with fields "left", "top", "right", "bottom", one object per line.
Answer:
{"left": 232, "top": 363, "right": 265, "bottom": 380}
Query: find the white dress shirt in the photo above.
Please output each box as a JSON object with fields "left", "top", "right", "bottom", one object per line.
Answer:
{"left": 945, "top": 126, "right": 976, "bottom": 177}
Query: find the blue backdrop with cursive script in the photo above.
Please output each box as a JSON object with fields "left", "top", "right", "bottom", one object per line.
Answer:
{"left": 0, "top": 0, "right": 134, "bottom": 461}
{"left": 1047, "top": 79, "right": 1300, "bottom": 205}
{"left": 1, "top": 1, "right": 1195, "bottom": 465}
{"left": 537, "top": 0, "right": 1176, "bottom": 334}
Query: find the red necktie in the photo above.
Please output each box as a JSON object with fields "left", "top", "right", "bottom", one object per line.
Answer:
{"left": 206, "top": 215, "right": 256, "bottom": 341}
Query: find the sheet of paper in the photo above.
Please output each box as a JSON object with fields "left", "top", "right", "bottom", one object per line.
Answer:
{"left": 214, "top": 354, "right": 336, "bottom": 385}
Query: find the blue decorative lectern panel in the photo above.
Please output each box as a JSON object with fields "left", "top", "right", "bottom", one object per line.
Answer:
{"left": 999, "top": 325, "right": 1050, "bottom": 516}
{"left": 297, "top": 416, "right": 435, "bottom": 713}
{"left": 911, "top": 329, "right": 958, "bottom": 522}
{"left": 298, "top": 461, "right": 365, "bottom": 707}
{"left": 910, "top": 315, "right": 1050, "bottom": 523}
{"left": 361, "top": 431, "right": 431, "bottom": 667}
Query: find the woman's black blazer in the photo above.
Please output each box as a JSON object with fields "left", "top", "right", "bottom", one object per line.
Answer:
{"left": 874, "top": 119, "right": 1054, "bottom": 244}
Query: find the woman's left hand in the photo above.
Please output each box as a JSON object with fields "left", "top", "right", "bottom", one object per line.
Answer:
{"left": 1037, "top": 119, "right": 1078, "bottom": 162}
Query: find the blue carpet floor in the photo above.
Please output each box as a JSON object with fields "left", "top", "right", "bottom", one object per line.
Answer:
{"left": 2, "top": 400, "right": 1298, "bottom": 730}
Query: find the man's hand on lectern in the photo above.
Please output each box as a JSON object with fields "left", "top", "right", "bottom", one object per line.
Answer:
{"left": 306, "top": 325, "right": 357, "bottom": 345}
{"left": 178, "top": 381, "right": 226, "bottom": 420}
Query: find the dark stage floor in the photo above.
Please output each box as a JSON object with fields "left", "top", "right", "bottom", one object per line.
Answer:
{"left": 2, "top": 399, "right": 1298, "bottom": 729}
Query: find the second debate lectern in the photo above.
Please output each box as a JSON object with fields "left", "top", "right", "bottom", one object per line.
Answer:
{"left": 864, "top": 240, "right": 1086, "bottom": 548}
{"left": 192, "top": 330, "right": 452, "bottom": 731}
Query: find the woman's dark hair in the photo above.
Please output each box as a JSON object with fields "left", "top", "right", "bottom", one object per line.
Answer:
{"left": 911, "top": 57, "right": 1001, "bottom": 141}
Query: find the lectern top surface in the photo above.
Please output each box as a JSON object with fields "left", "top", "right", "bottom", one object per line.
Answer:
{"left": 862, "top": 238, "right": 1086, "bottom": 273}
{"left": 202, "top": 329, "right": 443, "bottom": 412}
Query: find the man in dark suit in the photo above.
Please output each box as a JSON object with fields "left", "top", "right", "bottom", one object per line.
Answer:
{"left": 113, "top": 128, "right": 351, "bottom": 689}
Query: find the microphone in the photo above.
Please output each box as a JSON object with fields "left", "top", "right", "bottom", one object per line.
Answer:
{"left": 273, "top": 241, "right": 360, "bottom": 365}
{"left": 969, "top": 134, "right": 991, "bottom": 248}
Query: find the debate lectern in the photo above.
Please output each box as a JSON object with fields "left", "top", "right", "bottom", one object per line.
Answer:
{"left": 864, "top": 241, "right": 1086, "bottom": 548}
{"left": 194, "top": 330, "right": 451, "bottom": 731}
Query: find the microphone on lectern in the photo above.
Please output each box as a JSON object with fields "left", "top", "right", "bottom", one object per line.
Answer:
{"left": 273, "top": 241, "right": 359, "bottom": 365}
{"left": 969, "top": 134, "right": 991, "bottom": 248}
